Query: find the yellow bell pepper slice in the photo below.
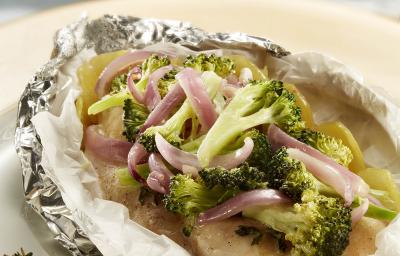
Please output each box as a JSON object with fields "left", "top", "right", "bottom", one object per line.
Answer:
{"left": 358, "top": 168, "right": 400, "bottom": 212}
{"left": 227, "top": 55, "right": 267, "bottom": 80}
{"left": 76, "top": 50, "right": 127, "bottom": 126}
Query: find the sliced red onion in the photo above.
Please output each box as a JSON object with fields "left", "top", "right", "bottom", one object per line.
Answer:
{"left": 149, "top": 153, "right": 174, "bottom": 178}
{"left": 147, "top": 153, "right": 173, "bottom": 194}
{"left": 141, "top": 84, "right": 185, "bottom": 131}
{"left": 127, "top": 67, "right": 145, "bottom": 103}
{"left": 351, "top": 198, "right": 369, "bottom": 225}
{"left": 176, "top": 68, "right": 218, "bottom": 131}
{"left": 267, "top": 125, "right": 369, "bottom": 198}
{"left": 84, "top": 125, "right": 133, "bottom": 164}
{"left": 144, "top": 65, "right": 173, "bottom": 111}
{"left": 210, "top": 138, "right": 254, "bottom": 168}
{"left": 367, "top": 194, "right": 383, "bottom": 207}
{"left": 95, "top": 50, "right": 154, "bottom": 97}
{"left": 147, "top": 172, "right": 167, "bottom": 194}
{"left": 197, "top": 189, "right": 290, "bottom": 225}
{"left": 127, "top": 142, "right": 149, "bottom": 184}
{"left": 287, "top": 148, "right": 354, "bottom": 205}
{"left": 155, "top": 133, "right": 254, "bottom": 175}
{"left": 155, "top": 133, "right": 200, "bottom": 171}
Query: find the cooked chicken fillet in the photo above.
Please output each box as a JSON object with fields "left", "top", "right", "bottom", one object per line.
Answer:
{"left": 85, "top": 149, "right": 386, "bottom": 256}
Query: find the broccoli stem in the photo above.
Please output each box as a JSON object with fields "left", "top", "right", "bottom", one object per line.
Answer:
{"left": 198, "top": 107, "right": 276, "bottom": 167}
{"left": 243, "top": 204, "right": 304, "bottom": 236}
{"left": 181, "top": 135, "right": 205, "bottom": 153}
{"left": 88, "top": 91, "right": 131, "bottom": 115}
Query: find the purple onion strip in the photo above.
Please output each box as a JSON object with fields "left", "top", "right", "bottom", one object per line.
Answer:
{"left": 176, "top": 68, "right": 218, "bottom": 131}
{"left": 147, "top": 153, "right": 174, "bottom": 194}
{"left": 144, "top": 65, "right": 173, "bottom": 111}
{"left": 367, "top": 194, "right": 383, "bottom": 207}
{"left": 84, "top": 125, "right": 133, "bottom": 165}
{"left": 95, "top": 50, "right": 154, "bottom": 97}
{"left": 127, "top": 142, "right": 149, "bottom": 184}
{"left": 287, "top": 148, "right": 354, "bottom": 206}
{"left": 141, "top": 84, "right": 186, "bottom": 132}
{"left": 155, "top": 133, "right": 254, "bottom": 175}
{"left": 197, "top": 189, "right": 290, "bottom": 225}
{"left": 351, "top": 198, "right": 369, "bottom": 225}
{"left": 127, "top": 67, "right": 145, "bottom": 103}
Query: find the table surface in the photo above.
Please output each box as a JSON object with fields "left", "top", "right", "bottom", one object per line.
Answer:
{"left": 0, "top": 0, "right": 399, "bottom": 255}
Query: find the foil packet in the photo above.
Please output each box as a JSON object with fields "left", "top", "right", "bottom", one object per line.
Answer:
{"left": 14, "top": 15, "right": 400, "bottom": 256}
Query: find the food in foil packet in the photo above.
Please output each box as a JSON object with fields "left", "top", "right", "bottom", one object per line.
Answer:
{"left": 16, "top": 15, "right": 400, "bottom": 256}
{"left": 79, "top": 43, "right": 399, "bottom": 256}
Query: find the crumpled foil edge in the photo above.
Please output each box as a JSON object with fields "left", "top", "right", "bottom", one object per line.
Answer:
{"left": 14, "top": 15, "right": 289, "bottom": 255}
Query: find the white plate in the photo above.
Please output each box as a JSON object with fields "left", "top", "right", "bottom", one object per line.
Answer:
{"left": 2, "top": 0, "right": 400, "bottom": 254}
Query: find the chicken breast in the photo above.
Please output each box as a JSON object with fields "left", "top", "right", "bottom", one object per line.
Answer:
{"left": 85, "top": 149, "right": 386, "bottom": 256}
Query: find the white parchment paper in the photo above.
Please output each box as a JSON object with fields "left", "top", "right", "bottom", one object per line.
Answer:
{"left": 31, "top": 45, "right": 400, "bottom": 256}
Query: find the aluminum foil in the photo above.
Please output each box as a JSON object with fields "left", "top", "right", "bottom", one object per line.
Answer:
{"left": 14, "top": 15, "right": 289, "bottom": 255}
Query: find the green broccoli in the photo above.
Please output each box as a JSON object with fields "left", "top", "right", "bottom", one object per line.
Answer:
{"left": 243, "top": 191, "right": 352, "bottom": 256}
{"left": 136, "top": 54, "right": 171, "bottom": 91}
{"left": 228, "top": 133, "right": 331, "bottom": 202}
{"left": 264, "top": 145, "right": 395, "bottom": 222}
{"left": 290, "top": 128, "right": 353, "bottom": 167}
{"left": 138, "top": 99, "right": 194, "bottom": 152}
{"left": 122, "top": 98, "right": 149, "bottom": 142}
{"left": 199, "top": 163, "right": 268, "bottom": 191}
{"left": 183, "top": 53, "right": 235, "bottom": 77}
{"left": 180, "top": 135, "right": 205, "bottom": 153}
{"left": 197, "top": 80, "right": 302, "bottom": 167}
{"left": 158, "top": 69, "right": 178, "bottom": 98}
{"left": 164, "top": 174, "right": 238, "bottom": 235}
{"left": 110, "top": 73, "right": 128, "bottom": 95}
{"left": 230, "top": 129, "right": 272, "bottom": 170}
{"left": 266, "top": 147, "right": 317, "bottom": 202}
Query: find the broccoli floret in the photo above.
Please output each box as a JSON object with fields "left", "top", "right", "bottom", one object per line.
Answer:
{"left": 243, "top": 192, "right": 352, "bottom": 256}
{"left": 197, "top": 80, "right": 302, "bottom": 167}
{"left": 213, "top": 131, "right": 317, "bottom": 202}
{"left": 158, "top": 69, "right": 178, "bottom": 98}
{"left": 164, "top": 174, "right": 238, "bottom": 234}
{"left": 199, "top": 163, "right": 268, "bottom": 191}
{"left": 290, "top": 128, "right": 353, "bottom": 167}
{"left": 232, "top": 129, "right": 272, "bottom": 170}
{"left": 183, "top": 53, "right": 235, "bottom": 77}
{"left": 110, "top": 73, "right": 128, "bottom": 95}
{"left": 138, "top": 100, "right": 194, "bottom": 152}
{"left": 136, "top": 54, "right": 171, "bottom": 91}
{"left": 266, "top": 147, "right": 317, "bottom": 202}
{"left": 122, "top": 98, "right": 148, "bottom": 142}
